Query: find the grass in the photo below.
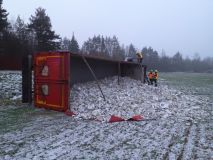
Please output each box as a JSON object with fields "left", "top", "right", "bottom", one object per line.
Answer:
{"left": 0, "top": 105, "right": 37, "bottom": 134}
{"left": 0, "top": 99, "right": 22, "bottom": 106}
{"left": 160, "top": 72, "right": 213, "bottom": 86}
{"left": 0, "top": 102, "right": 62, "bottom": 134}
{"left": 160, "top": 72, "right": 213, "bottom": 97}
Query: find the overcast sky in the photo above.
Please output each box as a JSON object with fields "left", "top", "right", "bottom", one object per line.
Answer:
{"left": 4, "top": 0, "right": 213, "bottom": 58}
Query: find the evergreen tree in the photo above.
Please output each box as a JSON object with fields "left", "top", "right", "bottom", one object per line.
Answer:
{"left": 69, "top": 33, "right": 79, "bottom": 53}
{"left": 111, "top": 36, "right": 124, "bottom": 60}
{"left": 28, "top": 7, "right": 60, "bottom": 52}
{"left": 0, "top": 0, "right": 9, "bottom": 54}
{"left": 128, "top": 43, "right": 136, "bottom": 57}
{"left": 172, "top": 52, "right": 183, "bottom": 71}
{"left": 82, "top": 35, "right": 125, "bottom": 59}
{"left": 61, "top": 37, "right": 70, "bottom": 51}
{"left": 13, "top": 16, "right": 33, "bottom": 56}
{"left": 0, "top": 0, "right": 9, "bottom": 32}
{"left": 100, "top": 36, "right": 108, "bottom": 57}
{"left": 82, "top": 35, "right": 102, "bottom": 56}
{"left": 105, "top": 36, "right": 114, "bottom": 56}
{"left": 14, "top": 16, "right": 28, "bottom": 42}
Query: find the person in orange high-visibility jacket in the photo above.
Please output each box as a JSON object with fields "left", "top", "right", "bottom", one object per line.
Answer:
{"left": 148, "top": 70, "right": 153, "bottom": 85}
{"left": 153, "top": 70, "right": 158, "bottom": 87}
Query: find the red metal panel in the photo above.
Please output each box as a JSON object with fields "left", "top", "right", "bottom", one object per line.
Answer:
{"left": 34, "top": 52, "right": 70, "bottom": 112}
{"left": 34, "top": 52, "right": 69, "bottom": 81}
{"left": 34, "top": 81, "right": 69, "bottom": 111}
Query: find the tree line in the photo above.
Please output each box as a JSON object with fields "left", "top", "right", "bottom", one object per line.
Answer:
{"left": 0, "top": 0, "right": 213, "bottom": 72}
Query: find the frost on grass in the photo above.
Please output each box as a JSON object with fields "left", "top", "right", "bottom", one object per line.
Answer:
{"left": 0, "top": 72, "right": 212, "bottom": 160}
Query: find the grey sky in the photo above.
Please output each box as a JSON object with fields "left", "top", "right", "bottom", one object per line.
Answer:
{"left": 4, "top": 0, "right": 213, "bottom": 58}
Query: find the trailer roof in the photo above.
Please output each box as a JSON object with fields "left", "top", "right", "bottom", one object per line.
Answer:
{"left": 36, "top": 51, "right": 147, "bottom": 67}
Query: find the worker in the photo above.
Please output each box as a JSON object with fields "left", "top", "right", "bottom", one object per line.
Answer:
{"left": 153, "top": 70, "right": 158, "bottom": 87}
{"left": 145, "top": 74, "right": 150, "bottom": 84}
{"left": 136, "top": 51, "right": 143, "bottom": 64}
{"left": 148, "top": 70, "right": 153, "bottom": 85}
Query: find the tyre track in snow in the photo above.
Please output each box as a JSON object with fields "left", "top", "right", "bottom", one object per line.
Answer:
{"left": 193, "top": 122, "right": 213, "bottom": 159}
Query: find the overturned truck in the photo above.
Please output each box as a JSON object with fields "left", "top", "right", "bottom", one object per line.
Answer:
{"left": 22, "top": 52, "right": 147, "bottom": 112}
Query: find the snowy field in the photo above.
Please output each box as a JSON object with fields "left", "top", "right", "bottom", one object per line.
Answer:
{"left": 0, "top": 71, "right": 212, "bottom": 159}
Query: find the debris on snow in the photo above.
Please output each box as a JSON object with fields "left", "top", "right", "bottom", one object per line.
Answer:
{"left": 0, "top": 71, "right": 22, "bottom": 102}
{"left": 70, "top": 76, "right": 210, "bottom": 123}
